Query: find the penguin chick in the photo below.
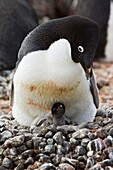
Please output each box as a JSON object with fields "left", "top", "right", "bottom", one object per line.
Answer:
{"left": 11, "top": 16, "right": 100, "bottom": 126}
{"left": 51, "top": 102, "right": 66, "bottom": 126}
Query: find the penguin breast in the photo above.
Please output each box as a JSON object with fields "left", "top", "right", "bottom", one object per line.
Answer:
{"left": 13, "top": 38, "right": 86, "bottom": 112}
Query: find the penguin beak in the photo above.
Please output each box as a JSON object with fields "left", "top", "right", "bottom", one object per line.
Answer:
{"left": 79, "top": 54, "right": 92, "bottom": 79}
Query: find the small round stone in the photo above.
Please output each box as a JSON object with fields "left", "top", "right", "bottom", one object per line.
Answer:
{"left": 72, "top": 128, "right": 89, "bottom": 139}
{"left": 69, "top": 138, "right": 79, "bottom": 149}
{"left": 87, "top": 151, "right": 94, "bottom": 157}
{"left": 96, "top": 128, "right": 108, "bottom": 139}
{"left": 57, "top": 145, "right": 66, "bottom": 155}
{"left": 39, "top": 163, "right": 56, "bottom": 170}
{"left": 3, "top": 135, "right": 25, "bottom": 147}
{"left": 44, "top": 145, "right": 56, "bottom": 154}
{"left": 45, "top": 131, "right": 53, "bottom": 138}
{"left": 61, "top": 157, "right": 78, "bottom": 167}
{"left": 59, "top": 163, "right": 75, "bottom": 170}
{"left": 33, "top": 137, "right": 42, "bottom": 148}
{"left": 1, "top": 130, "right": 12, "bottom": 142}
{"left": 2, "top": 157, "right": 13, "bottom": 169}
{"left": 25, "top": 157, "right": 34, "bottom": 165}
{"left": 81, "top": 138, "right": 90, "bottom": 147}
{"left": 53, "top": 132, "right": 63, "bottom": 145}
{"left": 39, "top": 154, "right": 51, "bottom": 163}
{"left": 21, "top": 149, "right": 35, "bottom": 158}
{"left": 47, "top": 138, "right": 54, "bottom": 145}
{"left": 78, "top": 155, "right": 87, "bottom": 163}
{"left": 39, "top": 142, "right": 47, "bottom": 148}
{"left": 85, "top": 157, "right": 94, "bottom": 169}
{"left": 75, "top": 146, "right": 87, "bottom": 156}
{"left": 87, "top": 138, "right": 105, "bottom": 152}
{"left": 52, "top": 154, "right": 62, "bottom": 165}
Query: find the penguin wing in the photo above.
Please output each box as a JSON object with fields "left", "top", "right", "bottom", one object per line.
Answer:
{"left": 90, "top": 69, "right": 99, "bottom": 108}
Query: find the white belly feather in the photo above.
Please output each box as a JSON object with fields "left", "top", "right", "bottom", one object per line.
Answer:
{"left": 12, "top": 39, "right": 96, "bottom": 126}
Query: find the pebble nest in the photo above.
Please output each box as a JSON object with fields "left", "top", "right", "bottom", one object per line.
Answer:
{"left": 0, "top": 63, "right": 113, "bottom": 170}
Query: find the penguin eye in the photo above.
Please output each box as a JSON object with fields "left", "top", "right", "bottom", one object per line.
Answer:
{"left": 78, "top": 46, "right": 84, "bottom": 53}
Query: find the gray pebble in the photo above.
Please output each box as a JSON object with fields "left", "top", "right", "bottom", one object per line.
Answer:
{"left": 87, "top": 151, "right": 94, "bottom": 157}
{"left": 45, "top": 131, "right": 53, "bottom": 138}
{"left": 45, "top": 145, "right": 56, "bottom": 154}
{"left": 87, "top": 138, "right": 105, "bottom": 152}
{"left": 39, "top": 154, "right": 51, "bottom": 163}
{"left": 39, "top": 163, "right": 56, "bottom": 170}
{"left": 2, "top": 157, "right": 13, "bottom": 169}
{"left": 25, "top": 157, "right": 34, "bottom": 165}
{"left": 3, "top": 135, "right": 25, "bottom": 147}
{"left": 61, "top": 157, "right": 78, "bottom": 167}
{"left": 47, "top": 138, "right": 54, "bottom": 145}
{"left": 69, "top": 138, "right": 79, "bottom": 148}
{"left": 33, "top": 137, "right": 42, "bottom": 148}
{"left": 59, "top": 163, "right": 75, "bottom": 170}
{"left": 72, "top": 128, "right": 89, "bottom": 139}
{"left": 75, "top": 145, "right": 87, "bottom": 155}
{"left": 52, "top": 154, "right": 62, "bottom": 165}
{"left": 39, "top": 142, "right": 47, "bottom": 148}
{"left": 57, "top": 145, "right": 66, "bottom": 155}
{"left": 3, "top": 147, "right": 18, "bottom": 157}
{"left": 22, "top": 149, "right": 35, "bottom": 158}
{"left": 53, "top": 132, "right": 63, "bottom": 145}
{"left": 85, "top": 157, "right": 94, "bottom": 169}
{"left": 81, "top": 138, "right": 90, "bottom": 147}
{"left": 1, "top": 130, "right": 12, "bottom": 142}
{"left": 63, "top": 141, "right": 70, "bottom": 153}
{"left": 47, "top": 124, "right": 57, "bottom": 134}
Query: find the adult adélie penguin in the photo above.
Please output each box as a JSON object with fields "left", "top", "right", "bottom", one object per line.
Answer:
{"left": 10, "top": 15, "right": 100, "bottom": 126}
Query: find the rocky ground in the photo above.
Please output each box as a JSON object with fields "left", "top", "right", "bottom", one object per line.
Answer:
{"left": 0, "top": 61, "right": 113, "bottom": 170}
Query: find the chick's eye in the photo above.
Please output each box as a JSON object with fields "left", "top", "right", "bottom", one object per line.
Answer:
{"left": 78, "top": 46, "right": 84, "bottom": 53}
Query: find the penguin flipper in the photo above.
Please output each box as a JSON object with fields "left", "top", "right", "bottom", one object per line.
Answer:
{"left": 90, "top": 69, "right": 99, "bottom": 108}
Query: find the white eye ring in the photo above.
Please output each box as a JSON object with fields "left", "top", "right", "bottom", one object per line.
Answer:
{"left": 78, "top": 46, "right": 84, "bottom": 53}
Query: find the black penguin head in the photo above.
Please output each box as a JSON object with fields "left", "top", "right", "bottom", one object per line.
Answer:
{"left": 18, "top": 15, "right": 100, "bottom": 72}
{"left": 51, "top": 102, "right": 65, "bottom": 125}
